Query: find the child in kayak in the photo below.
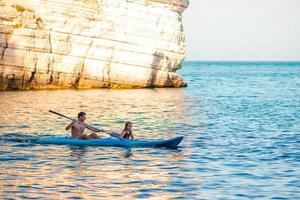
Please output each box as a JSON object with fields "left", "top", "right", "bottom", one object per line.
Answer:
{"left": 120, "top": 121, "right": 134, "bottom": 139}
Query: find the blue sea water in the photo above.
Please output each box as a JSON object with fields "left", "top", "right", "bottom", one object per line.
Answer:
{"left": 0, "top": 61, "right": 299, "bottom": 199}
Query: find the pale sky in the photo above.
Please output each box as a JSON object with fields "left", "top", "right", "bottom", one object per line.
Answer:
{"left": 182, "top": 0, "right": 300, "bottom": 61}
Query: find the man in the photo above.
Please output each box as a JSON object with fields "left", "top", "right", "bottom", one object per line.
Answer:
{"left": 65, "top": 112, "right": 99, "bottom": 139}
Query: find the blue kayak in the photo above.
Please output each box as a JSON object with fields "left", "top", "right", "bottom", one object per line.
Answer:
{"left": 35, "top": 136, "right": 183, "bottom": 148}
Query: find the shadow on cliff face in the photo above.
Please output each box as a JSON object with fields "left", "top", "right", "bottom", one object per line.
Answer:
{"left": 0, "top": 4, "right": 51, "bottom": 90}
{"left": 148, "top": 52, "right": 159, "bottom": 87}
{"left": 0, "top": 4, "right": 32, "bottom": 90}
{"left": 0, "top": 15, "right": 15, "bottom": 90}
{"left": 148, "top": 51, "right": 174, "bottom": 87}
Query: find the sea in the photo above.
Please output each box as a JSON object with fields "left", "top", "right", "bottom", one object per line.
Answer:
{"left": 0, "top": 61, "right": 299, "bottom": 199}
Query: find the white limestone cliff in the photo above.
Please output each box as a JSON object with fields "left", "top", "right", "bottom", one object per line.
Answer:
{"left": 0, "top": 0, "right": 188, "bottom": 90}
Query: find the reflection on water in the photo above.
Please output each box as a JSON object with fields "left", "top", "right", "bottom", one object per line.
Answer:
{"left": 70, "top": 146, "right": 87, "bottom": 158}
{"left": 1, "top": 62, "right": 300, "bottom": 199}
{"left": 0, "top": 88, "right": 199, "bottom": 139}
{"left": 123, "top": 149, "right": 133, "bottom": 158}
{"left": 0, "top": 143, "right": 191, "bottom": 199}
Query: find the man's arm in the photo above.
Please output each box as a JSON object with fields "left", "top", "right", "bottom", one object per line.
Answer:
{"left": 119, "top": 131, "right": 126, "bottom": 139}
{"left": 65, "top": 120, "right": 76, "bottom": 130}
{"left": 86, "top": 125, "right": 101, "bottom": 132}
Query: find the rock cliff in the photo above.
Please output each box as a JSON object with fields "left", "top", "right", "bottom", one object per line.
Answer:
{"left": 0, "top": 0, "right": 188, "bottom": 90}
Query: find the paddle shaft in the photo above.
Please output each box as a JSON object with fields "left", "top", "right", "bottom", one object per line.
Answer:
{"left": 49, "top": 110, "right": 111, "bottom": 135}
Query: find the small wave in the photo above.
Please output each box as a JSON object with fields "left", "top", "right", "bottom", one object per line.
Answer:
{"left": 0, "top": 124, "right": 30, "bottom": 128}
{"left": 12, "top": 143, "right": 38, "bottom": 147}
{"left": 18, "top": 124, "right": 31, "bottom": 128}
{"left": 0, "top": 133, "right": 63, "bottom": 144}
{"left": 0, "top": 157, "right": 30, "bottom": 161}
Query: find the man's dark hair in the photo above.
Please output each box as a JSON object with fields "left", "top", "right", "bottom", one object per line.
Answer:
{"left": 78, "top": 112, "right": 86, "bottom": 118}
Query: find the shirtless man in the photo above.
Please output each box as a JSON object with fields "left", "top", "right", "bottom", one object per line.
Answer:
{"left": 65, "top": 112, "right": 99, "bottom": 139}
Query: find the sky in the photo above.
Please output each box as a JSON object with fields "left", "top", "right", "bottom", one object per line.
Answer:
{"left": 182, "top": 0, "right": 300, "bottom": 61}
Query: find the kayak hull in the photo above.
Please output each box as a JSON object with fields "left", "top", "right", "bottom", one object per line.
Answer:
{"left": 35, "top": 136, "right": 183, "bottom": 148}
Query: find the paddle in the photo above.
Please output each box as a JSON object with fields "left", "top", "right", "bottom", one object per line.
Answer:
{"left": 49, "top": 110, "right": 116, "bottom": 137}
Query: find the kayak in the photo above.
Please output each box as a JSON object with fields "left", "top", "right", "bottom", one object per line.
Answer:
{"left": 35, "top": 136, "right": 183, "bottom": 148}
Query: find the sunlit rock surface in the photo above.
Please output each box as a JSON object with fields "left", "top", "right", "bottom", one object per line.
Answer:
{"left": 0, "top": 0, "right": 188, "bottom": 90}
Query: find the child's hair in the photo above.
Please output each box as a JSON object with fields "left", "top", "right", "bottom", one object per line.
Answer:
{"left": 123, "top": 121, "right": 132, "bottom": 133}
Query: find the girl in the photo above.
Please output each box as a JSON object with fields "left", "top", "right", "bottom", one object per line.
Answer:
{"left": 120, "top": 121, "right": 134, "bottom": 139}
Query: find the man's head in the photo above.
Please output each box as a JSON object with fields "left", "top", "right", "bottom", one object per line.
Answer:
{"left": 77, "top": 112, "right": 86, "bottom": 122}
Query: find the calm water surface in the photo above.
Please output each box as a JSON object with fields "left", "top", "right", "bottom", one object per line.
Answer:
{"left": 0, "top": 62, "right": 300, "bottom": 199}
